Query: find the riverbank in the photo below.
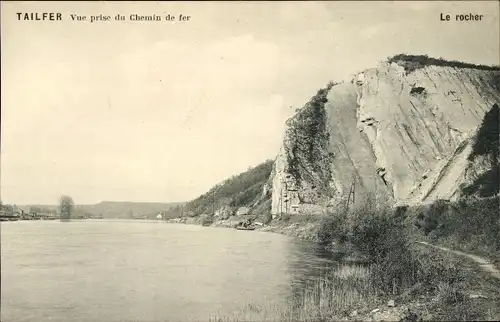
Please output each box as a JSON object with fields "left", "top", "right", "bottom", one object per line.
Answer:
{"left": 210, "top": 202, "right": 499, "bottom": 321}
{"left": 210, "top": 241, "right": 500, "bottom": 322}
{"left": 166, "top": 212, "right": 323, "bottom": 238}
{"left": 165, "top": 198, "right": 500, "bottom": 321}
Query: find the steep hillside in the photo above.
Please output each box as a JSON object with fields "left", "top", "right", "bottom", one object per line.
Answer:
{"left": 164, "top": 160, "right": 274, "bottom": 219}
{"left": 271, "top": 55, "right": 500, "bottom": 215}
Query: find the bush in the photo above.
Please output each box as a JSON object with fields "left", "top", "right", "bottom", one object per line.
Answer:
{"left": 317, "top": 196, "right": 473, "bottom": 297}
{"left": 316, "top": 212, "right": 348, "bottom": 246}
{"left": 414, "top": 199, "right": 451, "bottom": 236}
{"left": 347, "top": 205, "right": 401, "bottom": 261}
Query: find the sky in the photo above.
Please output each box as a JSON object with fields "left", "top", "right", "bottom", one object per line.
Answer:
{"left": 1, "top": 1, "right": 499, "bottom": 205}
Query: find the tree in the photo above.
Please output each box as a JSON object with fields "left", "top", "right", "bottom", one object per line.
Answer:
{"left": 2, "top": 203, "right": 14, "bottom": 214}
{"left": 59, "top": 195, "right": 74, "bottom": 221}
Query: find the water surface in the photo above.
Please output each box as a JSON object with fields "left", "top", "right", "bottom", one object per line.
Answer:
{"left": 1, "top": 220, "right": 337, "bottom": 322}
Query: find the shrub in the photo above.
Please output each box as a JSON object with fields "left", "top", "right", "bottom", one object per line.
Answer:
{"left": 316, "top": 212, "right": 348, "bottom": 246}
{"left": 414, "top": 199, "right": 451, "bottom": 236}
{"left": 436, "top": 282, "right": 466, "bottom": 305}
{"left": 318, "top": 195, "right": 474, "bottom": 297}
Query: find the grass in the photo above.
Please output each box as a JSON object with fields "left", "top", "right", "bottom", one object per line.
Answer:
{"left": 283, "top": 265, "right": 377, "bottom": 321}
{"left": 209, "top": 264, "right": 379, "bottom": 322}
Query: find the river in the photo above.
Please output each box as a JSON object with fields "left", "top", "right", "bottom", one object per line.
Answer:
{"left": 1, "top": 220, "right": 341, "bottom": 322}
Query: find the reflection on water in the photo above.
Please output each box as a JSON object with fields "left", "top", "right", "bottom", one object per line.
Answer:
{"left": 283, "top": 239, "right": 364, "bottom": 307}
{"left": 1, "top": 220, "right": 354, "bottom": 322}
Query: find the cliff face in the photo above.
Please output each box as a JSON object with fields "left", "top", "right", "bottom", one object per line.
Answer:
{"left": 271, "top": 57, "right": 500, "bottom": 215}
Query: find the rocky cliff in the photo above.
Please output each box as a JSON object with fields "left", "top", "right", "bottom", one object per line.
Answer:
{"left": 271, "top": 55, "right": 500, "bottom": 215}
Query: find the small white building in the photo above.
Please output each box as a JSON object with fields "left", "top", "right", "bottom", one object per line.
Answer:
{"left": 156, "top": 213, "right": 163, "bottom": 220}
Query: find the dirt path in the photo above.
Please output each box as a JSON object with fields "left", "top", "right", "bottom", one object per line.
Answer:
{"left": 416, "top": 241, "right": 500, "bottom": 279}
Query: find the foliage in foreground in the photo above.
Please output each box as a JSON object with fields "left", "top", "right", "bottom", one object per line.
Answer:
{"left": 209, "top": 265, "right": 378, "bottom": 322}
{"left": 314, "top": 195, "right": 481, "bottom": 320}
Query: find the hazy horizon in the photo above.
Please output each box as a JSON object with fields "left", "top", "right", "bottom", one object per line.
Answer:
{"left": 12, "top": 200, "right": 184, "bottom": 207}
{"left": 1, "top": 1, "right": 499, "bottom": 205}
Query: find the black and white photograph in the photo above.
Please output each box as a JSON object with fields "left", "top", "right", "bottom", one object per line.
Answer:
{"left": 1, "top": 1, "right": 499, "bottom": 321}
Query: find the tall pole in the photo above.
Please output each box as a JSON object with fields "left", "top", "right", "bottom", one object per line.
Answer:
{"left": 346, "top": 184, "right": 351, "bottom": 209}
{"left": 347, "top": 173, "right": 356, "bottom": 210}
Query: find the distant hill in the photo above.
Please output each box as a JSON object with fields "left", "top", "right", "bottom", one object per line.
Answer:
{"left": 19, "top": 201, "right": 183, "bottom": 219}
{"left": 86, "top": 201, "right": 184, "bottom": 219}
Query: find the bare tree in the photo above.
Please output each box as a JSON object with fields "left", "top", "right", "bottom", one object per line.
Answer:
{"left": 59, "top": 195, "right": 74, "bottom": 221}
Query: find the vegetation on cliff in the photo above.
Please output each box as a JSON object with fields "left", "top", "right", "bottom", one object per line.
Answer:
{"left": 461, "top": 104, "right": 500, "bottom": 198}
{"left": 387, "top": 54, "right": 500, "bottom": 74}
{"left": 284, "top": 81, "right": 337, "bottom": 199}
{"left": 165, "top": 160, "right": 274, "bottom": 219}
{"left": 469, "top": 104, "right": 500, "bottom": 162}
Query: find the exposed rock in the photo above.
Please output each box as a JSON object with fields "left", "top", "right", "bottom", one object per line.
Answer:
{"left": 214, "top": 205, "right": 233, "bottom": 220}
{"left": 469, "top": 294, "right": 488, "bottom": 299}
{"left": 269, "top": 58, "right": 500, "bottom": 214}
{"left": 236, "top": 207, "right": 250, "bottom": 216}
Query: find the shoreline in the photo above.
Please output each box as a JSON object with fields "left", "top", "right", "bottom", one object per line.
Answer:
{"left": 167, "top": 215, "right": 500, "bottom": 321}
